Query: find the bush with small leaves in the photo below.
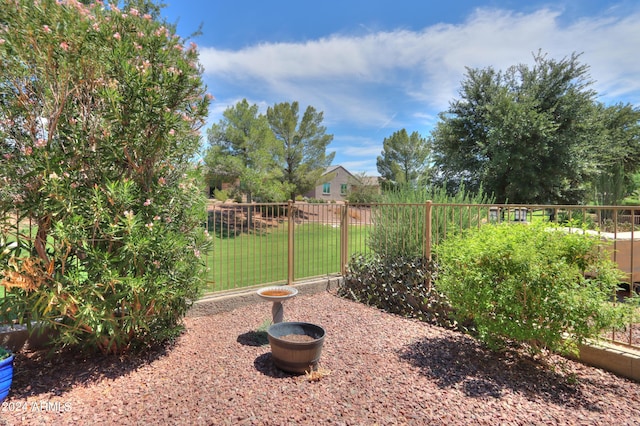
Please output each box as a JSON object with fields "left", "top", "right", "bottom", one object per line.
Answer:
{"left": 435, "top": 223, "right": 633, "bottom": 356}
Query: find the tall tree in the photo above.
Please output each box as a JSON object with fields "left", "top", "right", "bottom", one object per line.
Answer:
{"left": 205, "top": 99, "right": 286, "bottom": 202}
{"left": 431, "top": 52, "right": 601, "bottom": 204}
{"left": 590, "top": 103, "right": 640, "bottom": 204}
{"left": 376, "top": 129, "right": 431, "bottom": 187}
{"left": 267, "top": 101, "right": 335, "bottom": 200}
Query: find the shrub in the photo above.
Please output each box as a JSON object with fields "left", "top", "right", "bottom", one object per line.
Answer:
{"left": 0, "top": 1, "right": 211, "bottom": 354}
{"left": 435, "top": 223, "right": 632, "bottom": 356}
{"left": 368, "top": 184, "right": 493, "bottom": 258}
{"left": 213, "top": 189, "right": 230, "bottom": 202}
{"left": 555, "top": 211, "right": 597, "bottom": 230}
{"left": 338, "top": 253, "right": 456, "bottom": 328}
{"left": 345, "top": 173, "right": 380, "bottom": 204}
{"left": 345, "top": 190, "right": 380, "bottom": 204}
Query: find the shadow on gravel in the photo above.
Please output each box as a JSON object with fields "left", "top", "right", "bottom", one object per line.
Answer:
{"left": 237, "top": 330, "right": 269, "bottom": 347}
{"left": 10, "top": 343, "right": 172, "bottom": 399}
{"left": 253, "top": 352, "right": 297, "bottom": 378}
{"left": 397, "top": 334, "right": 604, "bottom": 412}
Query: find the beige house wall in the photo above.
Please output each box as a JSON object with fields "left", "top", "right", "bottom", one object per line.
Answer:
{"left": 305, "top": 166, "right": 354, "bottom": 202}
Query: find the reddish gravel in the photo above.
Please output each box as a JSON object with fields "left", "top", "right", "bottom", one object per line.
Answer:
{"left": 2, "top": 291, "right": 640, "bottom": 425}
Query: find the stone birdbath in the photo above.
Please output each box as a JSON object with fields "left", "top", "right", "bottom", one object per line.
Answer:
{"left": 256, "top": 286, "right": 298, "bottom": 323}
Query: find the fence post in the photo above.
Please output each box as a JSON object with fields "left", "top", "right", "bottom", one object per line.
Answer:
{"left": 632, "top": 208, "right": 636, "bottom": 298}
{"left": 340, "top": 202, "right": 349, "bottom": 276}
{"left": 287, "top": 200, "right": 294, "bottom": 285}
{"left": 425, "top": 200, "right": 433, "bottom": 291}
{"left": 424, "top": 200, "right": 432, "bottom": 261}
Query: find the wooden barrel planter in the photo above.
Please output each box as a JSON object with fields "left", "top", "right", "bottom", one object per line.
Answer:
{"left": 267, "top": 322, "right": 325, "bottom": 374}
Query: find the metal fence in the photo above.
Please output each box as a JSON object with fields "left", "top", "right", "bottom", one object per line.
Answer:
{"left": 205, "top": 201, "right": 640, "bottom": 289}
{"left": 205, "top": 201, "right": 640, "bottom": 349}
{"left": 2, "top": 202, "right": 639, "bottom": 348}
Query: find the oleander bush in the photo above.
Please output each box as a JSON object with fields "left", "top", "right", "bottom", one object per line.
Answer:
{"left": 435, "top": 223, "right": 634, "bottom": 356}
{"left": 339, "top": 253, "right": 457, "bottom": 328}
{"left": 0, "top": 0, "right": 211, "bottom": 353}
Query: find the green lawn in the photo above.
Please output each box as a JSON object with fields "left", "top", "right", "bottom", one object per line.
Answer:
{"left": 204, "top": 223, "right": 370, "bottom": 292}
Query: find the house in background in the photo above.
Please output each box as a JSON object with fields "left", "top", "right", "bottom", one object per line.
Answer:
{"left": 304, "top": 165, "right": 380, "bottom": 202}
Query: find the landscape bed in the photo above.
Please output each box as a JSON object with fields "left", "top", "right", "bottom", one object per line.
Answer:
{"left": 3, "top": 291, "right": 640, "bottom": 425}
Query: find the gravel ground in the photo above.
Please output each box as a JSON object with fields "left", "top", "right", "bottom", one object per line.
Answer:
{"left": 2, "top": 290, "right": 640, "bottom": 425}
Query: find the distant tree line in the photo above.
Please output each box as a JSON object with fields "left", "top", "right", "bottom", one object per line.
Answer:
{"left": 377, "top": 51, "right": 640, "bottom": 205}
{"left": 205, "top": 100, "right": 335, "bottom": 202}
{"left": 206, "top": 52, "right": 640, "bottom": 206}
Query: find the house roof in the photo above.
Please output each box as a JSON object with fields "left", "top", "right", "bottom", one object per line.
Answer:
{"left": 322, "top": 165, "right": 380, "bottom": 186}
{"left": 324, "top": 165, "right": 345, "bottom": 175}
{"left": 358, "top": 176, "right": 380, "bottom": 186}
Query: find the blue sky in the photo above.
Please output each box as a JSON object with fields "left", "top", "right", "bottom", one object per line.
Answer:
{"left": 162, "top": 1, "right": 640, "bottom": 176}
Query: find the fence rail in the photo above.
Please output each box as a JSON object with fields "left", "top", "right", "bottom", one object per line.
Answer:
{"left": 2, "top": 202, "right": 639, "bottom": 349}
{"left": 205, "top": 201, "right": 640, "bottom": 289}
{"left": 205, "top": 201, "right": 640, "bottom": 349}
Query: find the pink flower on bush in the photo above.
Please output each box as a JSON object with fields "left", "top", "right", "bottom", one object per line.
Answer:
{"left": 113, "top": 32, "right": 121, "bottom": 40}
{"left": 35, "top": 138, "right": 46, "bottom": 148}
{"left": 158, "top": 177, "right": 166, "bottom": 185}
{"left": 168, "top": 129, "right": 175, "bottom": 136}
{"left": 143, "top": 14, "right": 152, "bottom": 20}
{"left": 43, "top": 25, "right": 52, "bottom": 33}
{"left": 60, "top": 41, "right": 69, "bottom": 51}
{"left": 129, "top": 8, "right": 139, "bottom": 16}
{"left": 143, "top": 198, "right": 152, "bottom": 206}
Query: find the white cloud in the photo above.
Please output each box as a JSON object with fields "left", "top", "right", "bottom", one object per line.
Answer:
{"left": 339, "top": 160, "right": 379, "bottom": 176}
{"left": 195, "top": 6, "right": 640, "bottom": 174}
{"left": 336, "top": 136, "right": 382, "bottom": 157}
{"left": 199, "top": 6, "right": 640, "bottom": 171}
{"left": 200, "top": 6, "right": 640, "bottom": 124}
